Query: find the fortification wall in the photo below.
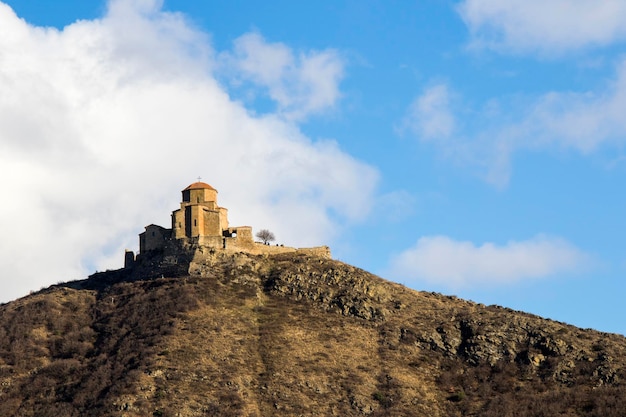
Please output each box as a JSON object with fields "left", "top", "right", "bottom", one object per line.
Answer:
{"left": 222, "top": 242, "right": 331, "bottom": 258}
{"left": 295, "top": 246, "right": 332, "bottom": 258}
{"left": 188, "top": 244, "right": 332, "bottom": 274}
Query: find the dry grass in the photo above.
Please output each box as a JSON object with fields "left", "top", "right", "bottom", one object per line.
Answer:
{"left": 1, "top": 252, "right": 626, "bottom": 416}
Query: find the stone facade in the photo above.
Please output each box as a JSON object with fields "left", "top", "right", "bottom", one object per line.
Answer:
{"left": 128, "top": 182, "right": 330, "bottom": 265}
{"left": 140, "top": 224, "right": 171, "bottom": 253}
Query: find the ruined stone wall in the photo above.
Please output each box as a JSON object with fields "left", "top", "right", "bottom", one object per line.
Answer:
{"left": 223, "top": 226, "right": 254, "bottom": 251}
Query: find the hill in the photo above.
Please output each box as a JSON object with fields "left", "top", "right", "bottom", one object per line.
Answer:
{"left": 1, "top": 251, "right": 625, "bottom": 416}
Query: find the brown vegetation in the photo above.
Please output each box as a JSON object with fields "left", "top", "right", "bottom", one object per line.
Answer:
{"left": 1, "top": 251, "right": 625, "bottom": 416}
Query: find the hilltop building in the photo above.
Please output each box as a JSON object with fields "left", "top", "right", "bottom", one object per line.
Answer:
{"left": 140, "top": 181, "right": 255, "bottom": 253}
{"left": 125, "top": 182, "right": 329, "bottom": 268}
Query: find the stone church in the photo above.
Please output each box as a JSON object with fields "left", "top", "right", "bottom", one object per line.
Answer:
{"left": 127, "top": 182, "right": 330, "bottom": 267}
{"left": 139, "top": 182, "right": 255, "bottom": 253}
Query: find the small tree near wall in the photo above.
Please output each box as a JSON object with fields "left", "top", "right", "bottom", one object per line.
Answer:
{"left": 256, "top": 229, "right": 275, "bottom": 244}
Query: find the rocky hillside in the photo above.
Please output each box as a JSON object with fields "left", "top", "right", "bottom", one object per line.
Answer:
{"left": 1, "top": 251, "right": 625, "bottom": 416}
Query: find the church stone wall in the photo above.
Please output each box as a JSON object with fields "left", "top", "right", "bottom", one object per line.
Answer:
{"left": 140, "top": 225, "right": 171, "bottom": 253}
{"left": 172, "top": 209, "right": 184, "bottom": 239}
{"left": 183, "top": 187, "right": 217, "bottom": 206}
{"left": 202, "top": 208, "right": 222, "bottom": 237}
{"left": 219, "top": 207, "right": 229, "bottom": 230}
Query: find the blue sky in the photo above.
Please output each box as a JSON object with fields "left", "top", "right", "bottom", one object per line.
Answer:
{"left": 1, "top": 0, "right": 625, "bottom": 335}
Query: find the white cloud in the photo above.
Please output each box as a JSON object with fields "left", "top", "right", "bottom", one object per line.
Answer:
{"left": 403, "top": 60, "right": 626, "bottom": 187}
{"left": 401, "top": 84, "right": 455, "bottom": 140}
{"left": 388, "top": 235, "right": 588, "bottom": 288}
{"left": 0, "top": 0, "right": 378, "bottom": 302}
{"left": 458, "top": 0, "right": 626, "bottom": 55}
{"left": 522, "top": 62, "right": 626, "bottom": 152}
{"left": 222, "top": 32, "right": 344, "bottom": 120}
{"left": 401, "top": 82, "right": 514, "bottom": 186}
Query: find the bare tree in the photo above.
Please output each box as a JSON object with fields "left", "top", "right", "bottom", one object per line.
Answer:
{"left": 256, "top": 229, "right": 275, "bottom": 244}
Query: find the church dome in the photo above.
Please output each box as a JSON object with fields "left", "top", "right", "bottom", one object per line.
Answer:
{"left": 183, "top": 182, "right": 217, "bottom": 191}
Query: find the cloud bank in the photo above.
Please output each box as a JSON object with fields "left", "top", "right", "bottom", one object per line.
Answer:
{"left": 0, "top": 0, "right": 378, "bottom": 302}
{"left": 458, "top": 0, "right": 626, "bottom": 55}
{"left": 389, "top": 235, "right": 588, "bottom": 288}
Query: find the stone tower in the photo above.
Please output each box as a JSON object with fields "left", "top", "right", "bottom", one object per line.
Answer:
{"left": 171, "top": 182, "right": 229, "bottom": 247}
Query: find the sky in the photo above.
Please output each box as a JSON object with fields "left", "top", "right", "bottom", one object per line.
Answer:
{"left": 1, "top": 0, "right": 625, "bottom": 335}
